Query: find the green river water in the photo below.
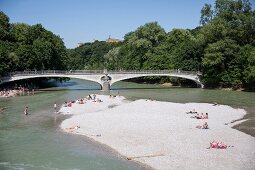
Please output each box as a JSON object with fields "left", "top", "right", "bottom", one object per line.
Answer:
{"left": 0, "top": 79, "right": 255, "bottom": 170}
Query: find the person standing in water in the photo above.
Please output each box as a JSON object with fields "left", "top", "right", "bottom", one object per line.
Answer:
{"left": 0, "top": 107, "right": 7, "bottom": 113}
{"left": 54, "top": 102, "right": 57, "bottom": 113}
{"left": 24, "top": 106, "right": 28, "bottom": 115}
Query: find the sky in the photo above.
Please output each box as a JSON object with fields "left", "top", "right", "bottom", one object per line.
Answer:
{"left": 0, "top": 0, "right": 254, "bottom": 49}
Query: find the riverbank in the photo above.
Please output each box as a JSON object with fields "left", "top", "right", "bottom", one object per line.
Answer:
{"left": 60, "top": 95, "right": 255, "bottom": 170}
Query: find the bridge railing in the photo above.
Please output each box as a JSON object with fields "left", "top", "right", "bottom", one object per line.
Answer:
{"left": 9, "top": 70, "right": 105, "bottom": 76}
{"left": 108, "top": 70, "right": 200, "bottom": 75}
{"left": 7, "top": 70, "right": 201, "bottom": 77}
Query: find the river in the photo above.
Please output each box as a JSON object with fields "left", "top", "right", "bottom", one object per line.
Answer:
{"left": 0, "top": 79, "right": 254, "bottom": 170}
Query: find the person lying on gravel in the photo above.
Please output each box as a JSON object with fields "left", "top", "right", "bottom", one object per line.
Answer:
{"left": 207, "top": 141, "right": 233, "bottom": 149}
{"left": 196, "top": 122, "right": 209, "bottom": 129}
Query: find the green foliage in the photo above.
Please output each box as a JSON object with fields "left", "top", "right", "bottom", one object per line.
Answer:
{"left": 104, "top": 47, "right": 121, "bottom": 70}
{"left": 120, "top": 22, "right": 166, "bottom": 69}
{"left": 0, "top": 41, "right": 12, "bottom": 75}
{"left": 0, "top": 13, "right": 67, "bottom": 76}
{"left": 242, "top": 45, "right": 255, "bottom": 83}
{"left": 66, "top": 41, "right": 120, "bottom": 70}
{"left": 0, "top": 11, "right": 10, "bottom": 41}
{"left": 202, "top": 39, "right": 242, "bottom": 87}
{"left": 200, "top": 4, "right": 213, "bottom": 25}
{"left": 164, "top": 29, "right": 203, "bottom": 71}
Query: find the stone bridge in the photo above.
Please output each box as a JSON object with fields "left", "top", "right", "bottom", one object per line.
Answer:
{"left": 0, "top": 70, "right": 203, "bottom": 90}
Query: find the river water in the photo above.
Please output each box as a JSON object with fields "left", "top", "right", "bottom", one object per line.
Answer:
{"left": 0, "top": 79, "right": 255, "bottom": 170}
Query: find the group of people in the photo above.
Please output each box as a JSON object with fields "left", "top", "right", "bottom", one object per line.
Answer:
{"left": 89, "top": 94, "right": 103, "bottom": 102}
{"left": 87, "top": 94, "right": 97, "bottom": 101}
{"left": 0, "top": 86, "right": 34, "bottom": 98}
{"left": 187, "top": 109, "right": 209, "bottom": 120}
{"left": 185, "top": 110, "right": 209, "bottom": 129}
{"left": 63, "top": 94, "right": 104, "bottom": 108}
{"left": 194, "top": 113, "right": 209, "bottom": 119}
{"left": 187, "top": 107, "right": 230, "bottom": 149}
{"left": 0, "top": 89, "right": 19, "bottom": 97}
{"left": 196, "top": 122, "right": 209, "bottom": 129}
{"left": 189, "top": 113, "right": 209, "bottom": 120}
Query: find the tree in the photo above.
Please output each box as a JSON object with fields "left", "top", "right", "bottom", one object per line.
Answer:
{"left": 0, "top": 11, "right": 12, "bottom": 76}
{"left": 199, "top": 0, "right": 255, "bottom": 88}
{"left": 0, "top": 11, "right": 10, "bottom": 41}
{"left": 104, "top": 47, "right": 121, "bottom": 70}
{"left": 121, "top": 22, "right": 166, "bottom": 69}
{"left": 65, "top": 41, "right": 120, "bottom": 70}
{"left": 200, "top": 0, "right": 255, "bottom": 45}
{"left": 202, "top": 39, "right": 242, "bottom": 87}
{"left": 200, "top": 4, "right": 213, "bottom": 25}
{"left": 160, "top": 29, "right": 203, "bottom": 71}
{"left": 242, "top": 45, "right": 255, "bottom": 84}
{"left": 0, "top": 41, "right": 13, "bottom": 76}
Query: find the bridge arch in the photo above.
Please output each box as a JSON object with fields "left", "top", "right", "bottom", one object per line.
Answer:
{"left": 0, "top": 74, "right": 104, "bottom": 89}
{"left": 110, "top": 74, "right": 203, "bottom": 88}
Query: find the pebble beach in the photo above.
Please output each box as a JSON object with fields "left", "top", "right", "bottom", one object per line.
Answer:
{"left": 60, "top": 95, "right": 255, "bottom": 170}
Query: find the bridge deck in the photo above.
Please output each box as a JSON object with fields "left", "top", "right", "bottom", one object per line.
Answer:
{"left": 1, "top": 70, "right": 203, "bottom": 90}
{"left": 8, "top": 70, "right": 201, "bottom": 76}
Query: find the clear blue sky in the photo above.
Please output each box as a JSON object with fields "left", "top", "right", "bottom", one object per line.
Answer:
{"left": 0, "top": 0, "right": 254, "bottom": 48}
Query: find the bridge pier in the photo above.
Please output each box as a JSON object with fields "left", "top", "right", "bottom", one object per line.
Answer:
{"left": 197, "top": 84, "right": 204, "bottom": 88}
{"left": 102, "top": 81, "right": 110, "bottom": 91}
{"left": 101, "top": 74, "right": 111, "bottom": 91}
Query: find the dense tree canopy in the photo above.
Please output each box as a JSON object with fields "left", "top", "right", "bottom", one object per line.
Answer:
{"left": 0, "top": 12, "right": 66, "bottom": 76}
{"left": 1, "top": 0, "right": 255, "bottom": 89}
{"left": 66, "top": 41, "right": 121, "bottom": 70}
{"left": 200, "top": 0, "right": 255, "bottom": 88}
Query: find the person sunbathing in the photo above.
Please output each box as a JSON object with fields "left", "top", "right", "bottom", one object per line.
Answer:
{"left": 203, "top": 122, "right": 209, "bottom": 129}
{"left": 203, "top": 113, "right": 209, "bottom": 119}
{"left": 194, "top": 113, "right": 204, "bottom": 119}
{"left": 67, "top": 102, "right": 72, "bottom": 107}
{"left": 190, "top": 113, "right": 200, "bottom": 118}
{"left": 196, "top": 122, "right": 209, "bottom": 129}
{"left": 199, "top": 113, "right": 204, "bottom": 119}
{"left": 186, "top": 109, "right": 197, "bottom": 114}
{"left": 87, "top": 95, "right": 92, "bottom": 100}
{"left": 78, "top": 99, "right": 84, "bottom": 104}
{"left": 209, "top": 141, "right": 218, "bottom": 148}
{"left": 217, "top": 142, "right": 227, "bottom": 149}
{"left": 96, "top": 98, "right": 103, "bottom": 102}
{"left": 208, "top": 141, "right": 228, "bottom": 149}
{"left": 194, "top": 113, "right": 208, "bottom": 119}
{"left": 65, "top": 125, "right": 80, "bottom": 130}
